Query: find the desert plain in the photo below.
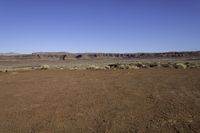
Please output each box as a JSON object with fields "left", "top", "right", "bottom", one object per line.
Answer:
{"left": 0, "top": 51, "right": 200, "bottom": 133}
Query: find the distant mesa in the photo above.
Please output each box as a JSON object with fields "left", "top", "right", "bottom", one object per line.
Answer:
{"left": 0, "top": 51, "right": 199, "bottom": 61}
{"left": 0, "top": 52, "right": 20, "bottom": 56}
{"left": 32, "top": 52, "right": 70, "bottom": 55}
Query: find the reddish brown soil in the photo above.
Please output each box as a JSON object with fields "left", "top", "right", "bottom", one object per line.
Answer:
{"left": 0, "top": 69, "right": 200, "bottom": 133}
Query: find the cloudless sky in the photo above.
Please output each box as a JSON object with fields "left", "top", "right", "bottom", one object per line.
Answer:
{"left": 0, "top": 0, "right": 200, "bottom": 53}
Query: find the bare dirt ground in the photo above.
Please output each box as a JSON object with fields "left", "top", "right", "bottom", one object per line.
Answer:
{"left": 0, "top": 69, "right": 200, "bottom": 133}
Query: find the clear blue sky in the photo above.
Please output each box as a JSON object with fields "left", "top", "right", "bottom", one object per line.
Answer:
{"left": 0, "top": 0, "right": 200, "bottom": 53}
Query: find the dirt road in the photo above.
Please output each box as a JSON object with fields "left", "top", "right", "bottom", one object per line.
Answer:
{"left": 0, "top": 69, "right": 200, "bottom": 133}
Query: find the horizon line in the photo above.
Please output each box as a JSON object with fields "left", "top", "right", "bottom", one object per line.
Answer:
{"left": 0, "top": 50, "right": 200, "bottom": 55}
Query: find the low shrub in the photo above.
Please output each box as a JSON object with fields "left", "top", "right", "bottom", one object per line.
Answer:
{"left": 40, "top": 65, "right": 50, "bottom": 70}
{"left": 174, "top": 63, "right": 187, "bottom": 69}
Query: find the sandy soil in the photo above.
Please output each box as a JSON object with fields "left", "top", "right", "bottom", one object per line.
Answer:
{"left": 0, "top": 69, "right": 200, "bottom": 133}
